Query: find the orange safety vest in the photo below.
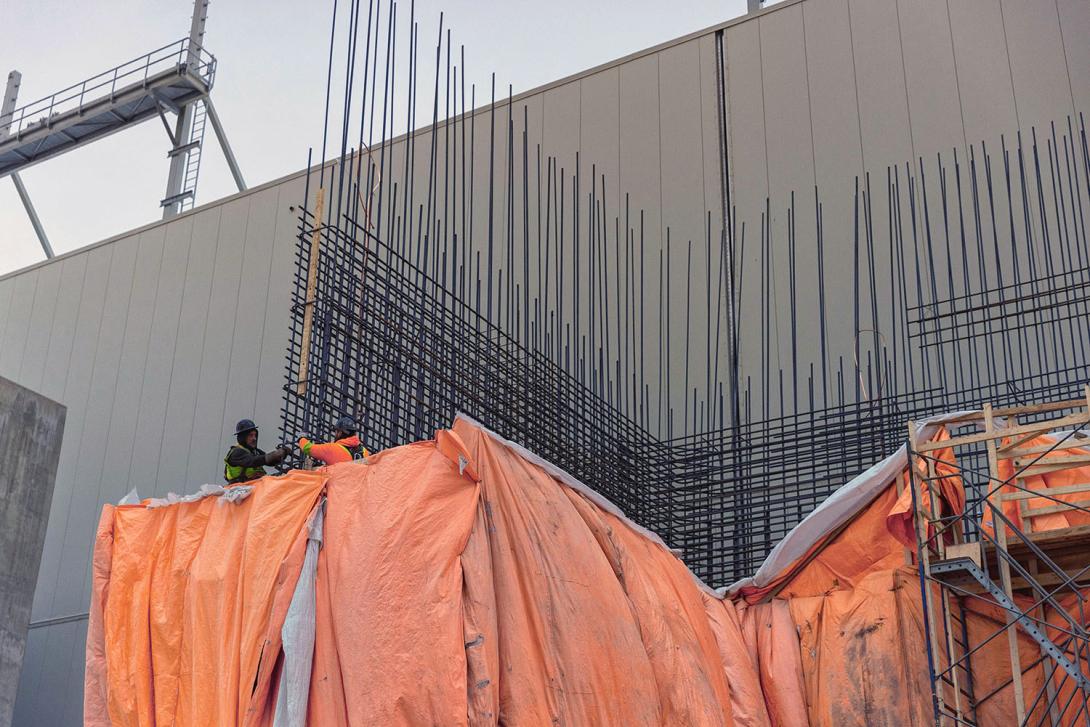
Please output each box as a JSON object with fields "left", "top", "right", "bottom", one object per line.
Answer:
{"left": 298, "top": 435, "right": 369, "bottom": 465}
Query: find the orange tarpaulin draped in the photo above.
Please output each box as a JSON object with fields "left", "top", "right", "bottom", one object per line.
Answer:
{"left": 88, "top": 418, "right": 772, "bottom": 726}
{"left": 772, "top": 484, "right": 907, "bottom": 601}
{"left": 982, "top": 434, "right": 1090, "bottom": 535}
{"left": 735, "top": 601, "right": 807, "bottom": 727}
{"left": 702, "top": 596, "right": 772, "bottom": 727}
{"left": 85, "top": 471, "right": 327, "bottom": 727}
{"left": 887, "top": 428, "right": 964, "bottom": 548}
{"left": 306, "top": 443, "right": 481, "bottom": 726}
{"left": 787, "top": 568, "right": 933, "bottom": 727}
{"left": 84, "top": 506, "right": 115, "bottom": 727}
{"left": 734, "top": 427, "right": 962, "bottom": 606}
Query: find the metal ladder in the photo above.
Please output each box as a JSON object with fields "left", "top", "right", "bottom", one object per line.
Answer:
{"left": 930, "top": 556, "right": 1090, "bottom": 695}
{"left": 178, "top": 99, "right": 207, "bottom": 212}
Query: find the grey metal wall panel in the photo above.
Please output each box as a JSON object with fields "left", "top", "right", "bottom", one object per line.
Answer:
{"left": 156, "top": 208, "right": 220, "bottom": 494}
{"left": 99, "top": 227, "right": 166, "bottom": 505}
{"left": 848, "top": 0, "right": 914, "bottom": 170}
{"left": 697, "top": 33, "right": 722, "bottom": 225}
{"left": 760, "top": 4, "right": 815, "bottom": 203}
{"left": 14, "top": 262, "right": 61, "bottom": 396}
{"left": 187, "top": 198, "right": 249, "bottom": 486}
{"left": 253, "top": 180, "right": 306, "bottom": 441}
{"left": 660, "top": 41, "right": 711, "bottom": 250}
{"left": 1001, "top": 0, "right": 1076, "bottom": 131}
{"left": 723, "top": 19, "right": 769, "bottom": 392}
{"left": 897, "top": 0, "right": 967, "bottom": 157}
{"left": 619, "top": 53, "right": 663, "bottom": 246}
{"left": 222, "top": 189, "right": 279, "bottom": 452}
{"left": 132, "top": 216, "right": 194, "bottom": 498}
{"left": 802, "top": 0, "right": 864, "bottom": 189}
{"left": 60, "top": 620, "right": 88, "bottom": 725}
{"left": 38, "top": 257, "right": 87, "bottom": 404}
{"left": 1058, "top": 0, "right": 1090, "bottom": 115}
{"left": 724, "top": 20, "right": 768, "bottom": 224}
{"left": 800, "top": 0, "right": 865, "bottom": 399}
{"left": 53, "top": 234, "right": 139, "bottom": 617}
{"left": 0, "top": 279, "right": 14, "bottom": 345}
{"left": 580, "top": 66, "right": 621, "bottom": 234}
{"left": 12, "top": 627, "right": 44, "bottom": 725}
{"left": 0, "top": 273, "right": 37, "bottom": 378}
{"left": 29, "top": 244, "right": 111, "bottom": 621}
{"left": 760, "top": 4, "right": 820, "bottom": 390}
{"left": 542, "top": 73, "right": 582, "bottom": 173}
{"left": 947, "top": 0, "right": 1019, "bottom": 146}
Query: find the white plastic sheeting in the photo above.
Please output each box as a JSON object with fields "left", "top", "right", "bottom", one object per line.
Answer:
{"left": 273, "top": 498, "right": 325, "bottom": 727}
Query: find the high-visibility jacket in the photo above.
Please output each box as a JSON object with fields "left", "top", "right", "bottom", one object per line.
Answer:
{"left": 224, "top": 444, "right": 268, "bottom": 483}
{"left": 298, "top": 434, "right": 369, "bottom": 465}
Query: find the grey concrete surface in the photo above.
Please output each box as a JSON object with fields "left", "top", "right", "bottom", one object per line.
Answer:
{"left": 0, "top": 377, "right": 65, "bottom": 727}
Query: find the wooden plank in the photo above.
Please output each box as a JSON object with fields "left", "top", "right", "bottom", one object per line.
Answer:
{"left": 945, "top": 542, "right": 984, "bottom": 570}
{"left": 1002, "top": 482, "right": 1090, "bottom": 502}
{"left": 1015, "top": 460, "right": 1090, "bottom": 479}
{"left": 999, "top": 437, "right": 1090, "bottom": 459}
{"left": 916, "top": 410, "right": 1090, "bottom": 452}
{"left": 1023, "top": 500, "right": 1090, "bottom": 519}
{"left": 943, "top": 396, "right": 1090, "bottom": 426}
{"left": 295, "top": 186, "right": 326, "bottom": 396}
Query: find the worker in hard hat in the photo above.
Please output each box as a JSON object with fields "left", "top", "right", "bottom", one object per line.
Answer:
{"left": 298, "top": 415, "right": 369, "bottom": 465}
{"left": 224, "top": 419, "right": 288, "bottom": 484}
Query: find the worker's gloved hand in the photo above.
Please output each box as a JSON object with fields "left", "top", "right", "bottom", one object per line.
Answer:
{"left": 266, "top": 447, "right": 287, "bottom": 466}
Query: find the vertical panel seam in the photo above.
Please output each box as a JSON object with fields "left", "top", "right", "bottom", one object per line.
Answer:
{"left": 215, "top": 198, "right": 255, "bottom": 455}
{"left": 757, "top": 18, "right": 770, "bottom": 199}
{"left": 32, "top": 243, "right": 115, "bottom": 709}
{"left": 844, "top": 0, "right": 869, "bottom": 172}
{"left": 1053, "top": 0, "right": 1079, "bottom": 117}
{"left": 657, "top": 56, "right": 666, "bottom": 251}
{"left": 944, "top": 0, "right": 970, "bottom": 150}
{"left": 181, "top": 206, "right": 224, "bottom": 485}
{"left": 82, "top": 235, "right": 143, "bottom": 619}
{"left": 8, "top": 275, "right": 40, "bottom": 377}
{"left": 19, "top": 265, "right": 60, "bottom": 391}
{"left": 997, "top": 0, "right": 1024, "bottom": 133}
{"left": 125, "top": 229, "right": 172, "bottom": 492}
{"left": 800, "top": 3, "right": 818, "bottom": 189}
{"left": 149, "top": 218, "right": 196, "bottom": 490}
{"left": 892, "top": 0, "right": 918, "bottom": 164}
{"left": 256, "top": 188, "right": 287, "bottom": 434}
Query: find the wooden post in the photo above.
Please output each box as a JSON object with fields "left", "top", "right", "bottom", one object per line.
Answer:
{"left": 984, "top": 403, "right": 1026, "bottom": 722}
{"left": 296, "top": 187, "right": 326, "bottom": 396}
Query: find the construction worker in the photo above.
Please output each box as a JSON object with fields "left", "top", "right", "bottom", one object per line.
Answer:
{"left": 224, "top": 419, "right": 288, "bottom": 484}
{"left": 298, "top": 415, "right": 369, "bottom": 465}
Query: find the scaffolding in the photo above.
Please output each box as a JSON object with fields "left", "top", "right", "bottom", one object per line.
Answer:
{"left": 909, "top": 390, "right": 1090, "bottom": 725}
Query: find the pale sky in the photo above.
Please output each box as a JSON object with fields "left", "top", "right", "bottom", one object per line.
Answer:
{"left": 0, "top": 0, "right": 754, "bottom": 276}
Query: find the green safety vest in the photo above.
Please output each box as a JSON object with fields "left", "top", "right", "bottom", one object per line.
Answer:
{"left": 223, "top": 445, "right": 267, "bottom": 484}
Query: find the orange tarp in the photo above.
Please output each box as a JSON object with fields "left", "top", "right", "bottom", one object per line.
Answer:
{"left": 85, "top": 419, "right": 769, "bottom": 727}
{"left": 89, "top": 414, "right": 1086, "bottom": 726}
{"left": 982, "top": 433, "right": 1090, "bottom": 534}
{"left": 85, "top": 471, "right": 327, "bottom": 727}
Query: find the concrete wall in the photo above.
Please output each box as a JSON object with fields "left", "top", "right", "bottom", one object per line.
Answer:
{"left": 0, "top": 377, "right": 65, "bottom": 727}
{"left": 2, "top": 0, "right": 1087, "bottom": 720}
